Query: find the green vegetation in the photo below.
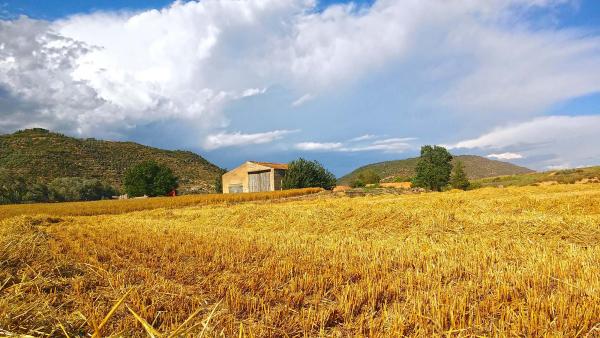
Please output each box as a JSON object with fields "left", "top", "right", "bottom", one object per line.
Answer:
{"left": 124, "top": 161, "right": 178, "bottom": 197}
{"left": 282, "top": 158, "right": 337, "bottom": 190}
{"left": 412, "top": 145, "right": 453, "bottom": 191}
{"left": 359, "top": 169, "right": 381, "bottom": 184}
{"left": 350, "top": 179, "right": 366, "bottom": 188}
{"left": 0, "top": 169, "right": 116, "bottom": 204}
{"left": 0, "top": 128, "right": 222, "bottom": 193}
{"left": 450, "top": 160, "right": 470, "bottom": 190}
{"left": 339, "top": 155, "right": 533, "bottom": 185}
{"left": 473, "top": 166, "right": 600, "bottom": 188}
{"left": 47, "top": 177, "right": 116, "bottom": 201}
{"left": 350, "top": 170, "right": 380, "bottom": 188}
{"left": 214, "top": 168, "right": 227, "bottom": 194}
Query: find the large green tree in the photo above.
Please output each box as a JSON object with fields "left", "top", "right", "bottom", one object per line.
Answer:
{"left": 282, "top": 158, "right": 337, "bottom": 190}
{"left": 124, "top": 161, "right": 178, "bottom": 197}
{"left": 412, "top": 145, "right": 453, "bottom": 191}
{"left": 450, "top": 160, "right": 470, "bottom": 190}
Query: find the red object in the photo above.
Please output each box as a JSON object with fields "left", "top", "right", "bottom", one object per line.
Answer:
{"left": 168, "top": 189, "right": 177, "bottom": 197}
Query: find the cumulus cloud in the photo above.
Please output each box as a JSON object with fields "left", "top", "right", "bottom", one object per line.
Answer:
{"left": 451, "top": 115, "right": 600, "bottom": 169}
{"left": 203, "top": 129, "right": 297, "bottom": 150}
{"left": 487, "top": 153, "right": 524, "bottom": 160}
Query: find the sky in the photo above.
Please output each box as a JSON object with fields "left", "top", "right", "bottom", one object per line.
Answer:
{"left": 1, "top": 0, "right": 600, "bottom": 176}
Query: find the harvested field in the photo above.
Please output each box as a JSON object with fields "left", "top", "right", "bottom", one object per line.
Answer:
{"left": 0, "top": 188, "right": 322, "bottom": 220}
{"left": 1, "top": 184, "right": 600, "bottom": 336}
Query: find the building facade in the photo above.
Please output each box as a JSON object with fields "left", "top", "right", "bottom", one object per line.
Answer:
{"left": 222, "top": 161, "right": 288, "bottom": 193}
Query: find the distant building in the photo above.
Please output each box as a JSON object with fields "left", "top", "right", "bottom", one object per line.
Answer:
{"left": 222, "top": 161, "right": 288, "bottom": 193}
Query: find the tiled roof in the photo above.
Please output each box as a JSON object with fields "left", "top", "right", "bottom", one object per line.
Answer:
{"left": 251, "top": 161, "right": 289, "bottom": 170}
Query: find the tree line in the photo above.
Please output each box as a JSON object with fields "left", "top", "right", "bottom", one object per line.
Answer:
{"left": 0, "top": 171, "right": 117, "bottom": 204}
{"left": 1, "top": 146, "right": 469, "bottom": 204}
{"left": 348, "top": 145, "right": 470, "bottom": 191}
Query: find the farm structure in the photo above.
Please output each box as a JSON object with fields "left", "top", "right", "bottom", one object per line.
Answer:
{"left": 222, "top": 161, "right": 288, "bottom": 193}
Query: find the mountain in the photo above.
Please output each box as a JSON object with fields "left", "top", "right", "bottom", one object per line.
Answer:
{"left": 338, "top": 155, "right": 534, "bottom": 185}
{"left": 0, "top": 128, "right": 223, "bottom": 193}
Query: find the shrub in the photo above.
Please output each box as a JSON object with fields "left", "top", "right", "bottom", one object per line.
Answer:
{"left": 393, "top": 176, "right": 413, "bottom": 183}
{"left": 0, "top": 169, "right": 27, "bottom": 204}
{"left": 48, "top": 177, "right": 117, "bottom": 202}
{"left": 124, "top": 161, "right": 179, "bottom": 197}
{"left": 357, "top": 170, "right": 381, "bottom": 185}
{"left": 282, "top": 158, "right": 336, "bottom": 190}
{"left": 412, "top": 145, "right": 453, "bottom": 191}
{"left": 350, "top": 179, "right": 366, "bottom": 188}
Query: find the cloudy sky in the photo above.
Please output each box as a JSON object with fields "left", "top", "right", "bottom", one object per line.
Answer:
{"left": 1, "top": 0, "right": 600, "bottom": 175}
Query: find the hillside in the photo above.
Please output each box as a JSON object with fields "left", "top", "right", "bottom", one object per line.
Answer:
{"left": 0, "top": 128, "right": 223, "bottom": 193}
{"left": 338, "top": 155, "right": 534, "bottom": 184}
{"left": 473, "top": 166, "right": 600, "bottom": 187}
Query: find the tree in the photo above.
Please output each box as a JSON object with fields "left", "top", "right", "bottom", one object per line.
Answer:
{"left": 282, "top": 158, "right": 336, "bottom": 190}
{"left": 450, "top": 160, "right": 470, "bottom": 190}
{"left": 412, "top": 145, "right": 453, "bottom": 191}
{"left": 124, "top": 161, "right": 178, "bottom": 197}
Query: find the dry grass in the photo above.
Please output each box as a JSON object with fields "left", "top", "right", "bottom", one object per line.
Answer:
{"left": 1, "top": 184, "right": 600, "bottom": 337}
{"left": 0, "top": 188, "right": 322, "bottom": 220}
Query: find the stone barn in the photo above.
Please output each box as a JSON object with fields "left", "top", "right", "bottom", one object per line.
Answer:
{"left": 222, "top": 161, "right": 288, "bottom": 193}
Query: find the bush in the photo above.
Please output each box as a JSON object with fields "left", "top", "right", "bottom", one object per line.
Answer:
{"left": 23, "top": 182, "right": 50, "bottom": 202}
{"left": 357, "top": 170, "right": 381, "bottom": 185}
{"left": 282, "top": 158, "right": 336, "bottom": 190}
{"left": 412, "top": 145, "right": 453, "bottom": 191}
{"left": 350, "top": 179, "right": 366, "bottom": 188}
{"left": 393, "top": 176, "right": 413, "bottom": 183}
{"left": 124, "top": 161, "right": 179, "bottom": 197}
{"left": 48, "top": 177, "right": 117, "bottom": 202}
{"left": 0, "top": 169, "right": 27, "bottom": 204}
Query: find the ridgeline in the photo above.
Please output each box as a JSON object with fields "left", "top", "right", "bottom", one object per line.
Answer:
{"left": 0, "top": 128, "right": 223, "bottom": 193}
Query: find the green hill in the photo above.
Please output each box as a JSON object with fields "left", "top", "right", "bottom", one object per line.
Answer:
{"left": 338, "top": 155, "right": 534, "bottom": 185}
{"left": 0, "top": 128, "right": 223, "bottom": 193}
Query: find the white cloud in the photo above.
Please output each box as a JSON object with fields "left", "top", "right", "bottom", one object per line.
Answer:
{"left": 295, "top": 142, "right": 343, "bottom": 151}
{"left": 349, "top": 134, "right": 376, "bottom": 142}
{"left": 1, "top": 0, "right": 600, "bottom": 167}
{"left": 296, "top": 136, "right": 415, "bottom": 153}
{"left": 291, "top": 93, "right": 313, "bottom": 107}
{"left": 451, "top": 115, "right": 600, "bottom": 169}
{"left": 203, "top": 129, "right": 297, "bottom": 150}
{"left": 487, "top": 152, "right": 524, "bottom": 160}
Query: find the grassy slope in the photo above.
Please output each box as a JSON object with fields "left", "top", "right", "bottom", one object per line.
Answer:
{"left": 1, "top": 184, "right": 599, "bottom": 336}
{"left": 0, "top": 128, "right": 223, "bottom": 193}
{"left": 473, "top": 166, "right": 600, "bottom": 187}
{"left": 338, "top": 154, "right": 534, "bottom": 184}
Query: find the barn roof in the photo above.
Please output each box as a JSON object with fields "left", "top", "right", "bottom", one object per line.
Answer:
{"left": 251, "top": 161, "right": 289, "bottom": 170}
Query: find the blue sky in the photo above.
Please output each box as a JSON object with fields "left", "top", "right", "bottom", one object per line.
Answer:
{"left": 1, "top": 0, "right": 600, "bottom": 175}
